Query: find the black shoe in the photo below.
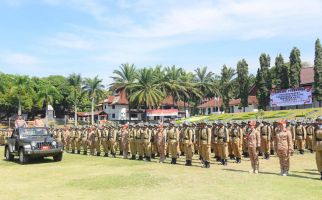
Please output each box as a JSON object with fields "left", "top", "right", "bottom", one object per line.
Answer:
{"left": 270, "top": 150, "right": 274, "bottom": 155}
{"left": 97, "top": 152, "right": 100, "bottom": 156}
{"left": 237, "top": 157, "right": 241, "bottom": 163}
{"left": 146, "top": 156, "right": 151, "bottom": 162}
{"left": 199, "top": 156, "right": 203, "bottom": 160}
{"left": 71, "top": 150, "right": 75, "bottom": 154}
{"left": 130, "top": 155, "right": 136, "bottom": 160}
{"left": 119, "top": 151, "right": 123, "bottom": 156}
{"left": 104, "top": 153, "right": 108, "bottom": 157}
{"left": 266, "top": 154, "right": 270, "bottom": 160}
{"left": 216, "top": 157, "right": 221, "bottom": 162}
{"left": 194, "top": 150, "right": 198, "bottom": 154}
{"left": 83, "top": 151, "right": 87, "bottom": 155}
{"left": 171, "top": 158, "right": 174, "bottom": 164}
{"left": 258, "top": 152, "right": 263, "bottom": 156}
{"left": 112, "top": 153, "right": 116, "bottom": 158}
{"left": 224, "top": 159, "right": 228, "bottom": 166}
{"left": 173, "top": 158, "right": 177, "bottom": 164}
{"left": 310, "top": 149, "right": 313, "bottom": 153}
{"left": 244, "top": 152, "right": 249, "bottom": 158}
{"left": 300, "top": 150, "right": 304, "bottom": 154}
{"left": 185, "top": 160, "right": 192, "bottom": 166}
{"left": 203, "top": 161, "right": 210, "bottom": 168}
{"left": 151, "top": 154, "right": 155, "bottom": 159}
{"left": 138, "top": 156, "right": 143, "bottom": 160}
{"left": 320, "top": 172, "right": 322, "bottom": 180}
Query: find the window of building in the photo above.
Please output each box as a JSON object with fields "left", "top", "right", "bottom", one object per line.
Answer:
{"left": 112, "top": 105, "right": 115, "bottom": 109}
{"left": 104, "top": 105, "right": 107, "bottom": 109}
{"left": 112, "top": 113, "right": 115, "bottom": 118}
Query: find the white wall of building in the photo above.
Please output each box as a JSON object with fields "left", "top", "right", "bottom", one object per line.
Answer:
{"left": 102, "top": 103, "right": 129, "bottom": 120}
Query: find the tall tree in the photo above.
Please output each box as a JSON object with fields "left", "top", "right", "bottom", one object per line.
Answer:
{"left": 275, "top": 54, "right": 289, "bottom": 89}
{"left": 289, "top": 47, "right": 302, "bottom": 88}
{"left": 83, "top": 76, "right": 105, "bottom": 125}
{"left": 129, "top": 68, "right": 164, "bottom": 121}
{"left": 110, "top": 63, "right": 137, "bottom": 121}
{"left": 37, "top": 84, "right": 59, "bottom": 126}
{"left": 236, "top": 59, "right": 249, "bottom": 112}
{"left": 163, "top": 66, "right": 186, "bottom": 106}
{"left": 256, "top": 53, "right": 271, "bottom": 110}
{"left": 220, "top": 65, "right": 235, "bottom": 113}
{"left": 194, "top": 67, "right": 215, "bottom": 98}
{"left": 68, "top": 73, "right": 83, "bottom": 126}
{"left": 11, "top": 76, "right": 33, "bottom": 115}
{"left": 314, "top": 38, "right": 322, "bottom": 107}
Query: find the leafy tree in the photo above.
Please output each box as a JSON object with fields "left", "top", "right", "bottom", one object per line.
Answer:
{"left": 220, "top": 65, "right": 235, "bottom": 113}
{"left": 11, "top": 76, "right": 34, "bottom": 115}
{"left": 289, "top": 47, "right": 302, "bottom": 87}
{"left": 275, "top": 54, "right": 289, "bottom": 89}
{"left": 314, "top": 38, "right": 322, "bottom": 107}
{"left": 236, "top": 59, "right": 249, "bottom": 112}
{"left": 83, "top": 76, "right": 105, "bottom": 125}
{"left": 256, "top": 53, "right": 271, "bottom": 110}
{"left": 68, "top": 73, "right": 83, "bottom": 126}
{"left": 129, "top": 68, "right": 164, "bottom": 120}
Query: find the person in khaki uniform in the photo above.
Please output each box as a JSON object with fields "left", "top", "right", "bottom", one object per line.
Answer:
{"left": 134, "top": 124, "right": 143, "bottom": 160}
{"left": 181, "top": 121, "right": 194, "bottom": 166}
{"left": 199, "top": 122, "right": 211, "bottom": 168}
{"left": 241, "top": 121, "right": 248, "bottom": 157}
{"left": 295, "top": 121, "right": 307, "bottom": 154}
{"left": 69, "top": 128, "right": 77, "bottom": 154}
{"left": 94, "top": 126, "right": 102, "bottom": 156}
{"left": 0, "top": 130, "right": 4, "bottom": 145}
{"left": 75, "top": 127, "right": 82, "bottom": 154}
{"left": 306, "top": 122, "right": 314, "bottom": 153}
{"left": 121, "top": 124, "right": 129, "bottom": 159}
{"left": 313, "top": 116, "right": 322, "bottom": 180}
{"left": 88, "top": 127, "right": 96, "bottom": 156}
{"left": 231, "top": 122, "right": 243, "bottom": 163}
{"left": 116, "top": 126, "right": 123, "bottom": 156}
{"left": 286, "top": 121, "right": 295, "bottom": 152}
{"left": 107, "top": 126, "right": 117, "bottom": 157}
{"left": 217, "top": 121, "right": 229, "bottom": 166}
{"left": 227, "top": 123, "right": 234, "bottom": 160}
{"left": 81, "top": 127, "right": 89, "bottom": 155}
{"left": 63, "top": 126, "right": 70, "bottom": 152}
{"left": 140, "top": 123, "right": 152, "bottom": 161}
{"left": 101, "top": 126, "right": 109, "bottom": 157}
{"left": 167, "top": 122, "right": 180, "bottom": 164}
{"left": 152, "top": 125, "right": 159, "bottom": 159}
{"left": 274, "top": 120, "right": 294, "bottom": 176}
{"left": 246, "top": 121, "right": 261, "bottom": 174}
{"left": 156, "top": 123, "right": 167, "bottom": 163}
{"left": 211, "top": 122, "right": 220, "bottom": 161}
{"left": 129, "top": 124, "right": 137, "bottom": 160}
{"left": 260, "top": 121, "right": 272, "bottom": 159}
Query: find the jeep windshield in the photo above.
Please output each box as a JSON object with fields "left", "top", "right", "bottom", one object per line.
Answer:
{"left": 19, "top": 128, "right": 49, "bottom": 138}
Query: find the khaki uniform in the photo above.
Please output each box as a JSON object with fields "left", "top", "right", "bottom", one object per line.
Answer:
{"left": 227, "top": 126, "right": 234, "bottom": 159}
{"left": 306, "top": 125, "right": 314, "bottom": 152}
{"left": 231, "top": 125, "right": 243, "bottom": 163}
{"left": 260, "top": 124, "right": 271, "bottom": 159}
{"left": 274, "top": 128, "right": 293, "bottom": 175}
{"left": 199, "top": 126, "right": 211, "bottom": 167}
{"left": 241, "top": 126, "right": 248, "bottom": 157}
{"left": 295, "top": 124, "right": 307, "bottom": 153}
{"left": 129, "top": 127, "right": 137, "bottom": 159}
{"left": 107, "top": 128, "right": 117, "bottom": 157}
{"left": 156, "top": 128, "right": 166, "bottom": 163}
{"left": 167, "top": 127, "right": 179, "bottom": 164}
{"left": 116, "top": 128, "right": 123, "bottom": 155}
{"left": 151, "top": 129, "right": 158, "bottom": 158}
{"left": 121, "top": 128, "right": 129, "bottom": 159}
{"left": 0, "top": 130, "right": 5, "bottom": 145}
{"left": 134, "top": 127, "right": 142, "bottom": 159}
{"left": 217, "top": 126, "right": 229, "bottom": 165}
{"left": 70, "top": 129, "right": 77, "bottom": 153}
{"left": 63, "top": 129, "right": 70, "bottom": 152}
{"left": 212, "top": 126, "right": 220, "bottom": 160}
{"left": 88, "top": 129, "right": 96, "bottom": 156}
{"left": 94, "top": 128, "right": 102, "bottom": 156}
{"left": 75, "top": 129, "right": 82, "bottom": 154}
{"left": 313, "top": 125, "right": 322, "bottom": 176}
{"left": 81, "top": 129, "right": 88, "bottom": 155}
{"left": 182, "top": 127, "right": 194, "bottom": 165}
{"left": 246, "top": 128, "right": 260, "bottom": 173}
{"left": 141, "top": 128, "right": 152, "bottom": 160}
{"left": 101, "top": 128, "right": 109, "bottom": 156}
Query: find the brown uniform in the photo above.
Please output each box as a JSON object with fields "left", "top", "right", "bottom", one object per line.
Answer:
{"left": 260, "top": 124, "right": 271, "bottom": 159}
{"left": 167, "top": 126, "right": 179, "bottom": 164}
{"left": 306, "top": 124, "right": 314, "bottom": 152}
{"left": 107, "top": 128, "right": 117, "bottom": 157}
{"left": 295, "top": 124, "right": 306, "bottom": 154}
{"left": 199, "top": 126, "right": 211, "bottom": 168}
{"left": 121, "top": 128, "right": 129, "bottom": 159}
{"left": 313, "top": 125, "right": 322, "bottom": 177}
{"left": 182, "top": 126, "right": 194, "bottom": 165}
{"left": 246, "top": 128, "right": 261, "bottom": 173}
{"left": 274, "top": 128, "right": 293, "bottom": 175}
{"left": 217, "top": 126, "right": 229, "bottom": 165}
{"left": 231, "top": 125, "right": 243, "bottom": 163}
{"left": 156, "top": 127, "right": 166, "bottom": 163}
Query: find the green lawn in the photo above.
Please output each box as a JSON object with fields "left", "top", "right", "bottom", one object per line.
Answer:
{"left": 0, "top": 146, "right": 321, "bottom": 200}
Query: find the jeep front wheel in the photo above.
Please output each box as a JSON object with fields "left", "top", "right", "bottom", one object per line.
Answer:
{"left": 19, "top": 149, "right": 29, "bottom": 164}
{"left": 53, "top": 153, "right": 63, "bottom": 162}
{"left": 5, "top": 146, "right": 14, "bottom": 161}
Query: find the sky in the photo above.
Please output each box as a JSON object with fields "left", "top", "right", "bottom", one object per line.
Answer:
{"left": 0, "top": 0, "right": 322, "bottom": 84}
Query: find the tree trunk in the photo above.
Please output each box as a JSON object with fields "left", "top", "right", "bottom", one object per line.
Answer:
{"left": 128, "top": 101, "right": 131, "bottom": 122}
{"left": 91, "top": 97, "right": 94, "bottom": 125}
{"left": 18, "top": 95, "right": 22, "bottom": 115}
{"left": 184, "top": 96, "right": 187, "bottom": 118}
{"left": 74, "top": 103, "right": 77, "bottom": 127}
{"left": 45, "top": 103, "right": 48, "bottom": 127}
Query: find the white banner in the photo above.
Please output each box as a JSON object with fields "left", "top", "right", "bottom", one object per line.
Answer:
{"left": 270, "top": 87, "right": 312, "bottom": 107}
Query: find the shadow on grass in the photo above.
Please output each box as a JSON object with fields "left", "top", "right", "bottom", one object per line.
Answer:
{"left": 2, "top": 157, "right": 57, "bottom": 165}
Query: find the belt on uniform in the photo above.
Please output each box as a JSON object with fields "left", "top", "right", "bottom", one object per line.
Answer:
{"left": 296, "top": 134, "right": 304, "bottom": 136}
{"left": 201, "top": 138, "right": 207, "bottom": 140}
{"left": 316, "top": 138, "right": 322, "bottom": 141}
{"left": 307, "top": 134, "right": 312, "bottom": 136}
{"left": 218, "top": 137, "right": 223, "bottom": 139}
{"left": 170, "top": 138, "right": 176, "bottom": 140}
{"left": 261, "top": 134, "right": 267, "bottom": 136}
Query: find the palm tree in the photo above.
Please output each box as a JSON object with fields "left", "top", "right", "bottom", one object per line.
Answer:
{"left": 220, "top": 65, "right": 236, "bottom": 113}
{"left": 37, "top": 85, "right": 59, "bottom": 126}
{"left": 128, "top": 68, "right": 164, "bottom": 121}
{"left": 83, "top": 76, "right": 105, "bottom": 125}
{"left": 67, "top": 73, "right": 83, "bottom": 126}
{"left": 110, "top": 63, "right": 137, "bottom": 121}
{"left": 194, "top": 67, "right": 215, "bottom": 98}
{"left": 163, "top": 65, "right": 187, "bottom": 106}
{"left": 11, "top": 76, "right": 32, "bottom": 115}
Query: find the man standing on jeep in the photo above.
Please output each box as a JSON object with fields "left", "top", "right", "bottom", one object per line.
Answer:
{"left": 15, "top": 115, "right": 27, "bottom": 128}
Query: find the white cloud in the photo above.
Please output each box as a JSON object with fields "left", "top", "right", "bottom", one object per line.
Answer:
{"left": 48, "top": 33, "right": 95, "bottom": 50}
{"left": 0, "top": 52, "right": 41, "bottom": 67}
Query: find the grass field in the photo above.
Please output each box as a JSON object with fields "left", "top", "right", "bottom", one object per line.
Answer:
{"left": 0, "top": 146, "right": 321, "bottom": 200}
